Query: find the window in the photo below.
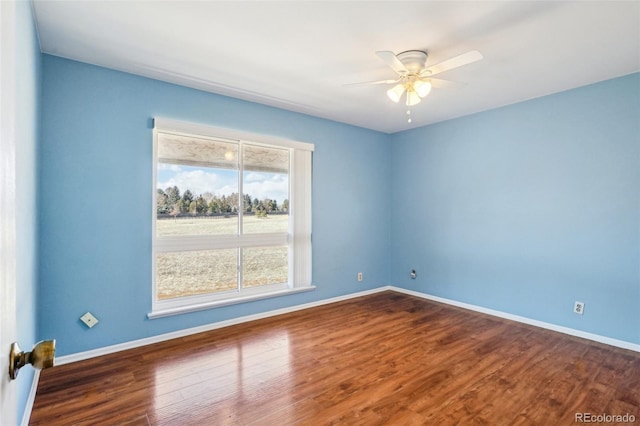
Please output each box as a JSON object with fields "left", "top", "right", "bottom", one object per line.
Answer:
{"left": 150, "top": 119, "right": 313, "bottom": 318}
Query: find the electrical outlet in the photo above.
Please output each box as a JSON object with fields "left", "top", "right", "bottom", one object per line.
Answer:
{"left": 357, "top": 272, "right": 363, "bottom": 282}
{"left": 80, "top": 312, "right": 99, "bottom": 328}
{"left": 573, "top": 301, "right": 585, "bottom": 315}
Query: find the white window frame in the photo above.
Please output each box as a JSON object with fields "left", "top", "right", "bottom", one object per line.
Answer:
{"left": 149, "top": 118, "right": 314, "bottom": 318}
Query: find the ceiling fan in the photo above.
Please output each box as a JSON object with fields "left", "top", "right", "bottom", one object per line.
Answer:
{"left": 350, "top": 49, "right": 483, "bottom": 122}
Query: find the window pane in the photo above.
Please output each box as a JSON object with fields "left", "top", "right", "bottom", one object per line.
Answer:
{"left": 156, "top": 133, "right": 239, "bottom": 237}
{"left": 242, "top": 246, "right": 288, "bottom": 288}
{"left": 156, "top": 249, "right": 238, "bottom": 300}
{"left": 157, "top": 132, "right": 238, "bottom": 169}
{"left": 242, "top": 144, "right": 289, "bottom": 234}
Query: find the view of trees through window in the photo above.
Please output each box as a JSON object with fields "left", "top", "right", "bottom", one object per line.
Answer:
{"left": 156, "top": 186, "right": 289, "bottom": 236}
{"left": 157, "top": 186, "right": 288, "bottom": 218}
{"left": 154, "top": 136, "right": 291, "bottom": 300}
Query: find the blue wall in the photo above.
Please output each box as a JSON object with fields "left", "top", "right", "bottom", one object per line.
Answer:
{"left": 15, "top": 0, "right": 41, "bottom": 421}
{"left": 38, "top": 55, "right": 391, "bottom": 356}
{"left": 38, "top": 54, "right": 639, "bottom": 359}
{"left": 391, "top": 73, "right": 640, "bottom": 344}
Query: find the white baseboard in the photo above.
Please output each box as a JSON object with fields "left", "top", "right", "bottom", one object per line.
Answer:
{"left": 387, "top": 286, "right": 640, "bottom": 353}
{"left": 55, "top": 287, "right": 387, "bottom": 365}
{"left": 21, "top": 370, "right": 40, "bottom": 426}
{"left": 55, "top": 285, "right": 640, "bottom": 367}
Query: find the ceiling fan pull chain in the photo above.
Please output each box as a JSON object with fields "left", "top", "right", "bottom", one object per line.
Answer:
{"left": 406, "top": 93, "right": 412, "bottom": 123}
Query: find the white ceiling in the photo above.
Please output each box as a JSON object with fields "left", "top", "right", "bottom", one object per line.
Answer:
{"left": 32, "top": 1, "right": 640, "bottom": 134}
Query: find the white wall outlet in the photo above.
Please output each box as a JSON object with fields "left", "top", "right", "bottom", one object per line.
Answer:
{"left": 80, "top": 312, "right": 99, "bottom": 328}
{"left": 573, "top": 301, "right": 585, "bottom": 315}
{"left": 357, "top": 272, "right": 363, "bottom": 282}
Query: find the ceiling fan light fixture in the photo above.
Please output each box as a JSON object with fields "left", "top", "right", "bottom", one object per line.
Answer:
{"left": 367, "top": 49, "right": 484, "bottom": 124}
{"left": 387, "top": 84, "right": 405, "bottom": 103}
{"left": 406, "top": 89, "right": 422, "bottom": 106}
{"left": 414, "top": 80, "right": 432, "bottom": 98}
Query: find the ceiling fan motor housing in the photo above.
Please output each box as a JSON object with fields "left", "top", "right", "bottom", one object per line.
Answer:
{"left": 397, "top": 50, "right": 428, "bottom": 74}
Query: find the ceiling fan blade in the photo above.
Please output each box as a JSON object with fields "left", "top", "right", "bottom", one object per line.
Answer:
{"left": 376, "top": 51, "right": 408, "bottom": 75}
{"left": 344, "top": 78, "right": 401, "bottom": 87}
{"left": 424, "top": 50, "right": 483, "bottom": 77}
{"left": 426, "top": 78, "right": 465, "bottom": 89}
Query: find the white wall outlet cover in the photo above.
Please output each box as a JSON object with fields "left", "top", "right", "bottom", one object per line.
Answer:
{"left": 80, "top": 312, "right": 99, "bottom": 328}
{"left": 573, "top": 301, "right": 585, "bottom": 315}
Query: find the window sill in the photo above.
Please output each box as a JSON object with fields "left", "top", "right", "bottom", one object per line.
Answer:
{"left": 148, "top": 285, "right": 316, "bottom": 319}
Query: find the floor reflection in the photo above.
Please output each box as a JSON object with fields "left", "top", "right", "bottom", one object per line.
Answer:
{"left": 151, "top": 329, "right": 292, "bottom": 420}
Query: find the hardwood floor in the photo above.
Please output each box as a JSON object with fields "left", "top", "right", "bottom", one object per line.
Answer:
{"left": 30, "top": 291, "right": 640, "bottom": 425}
